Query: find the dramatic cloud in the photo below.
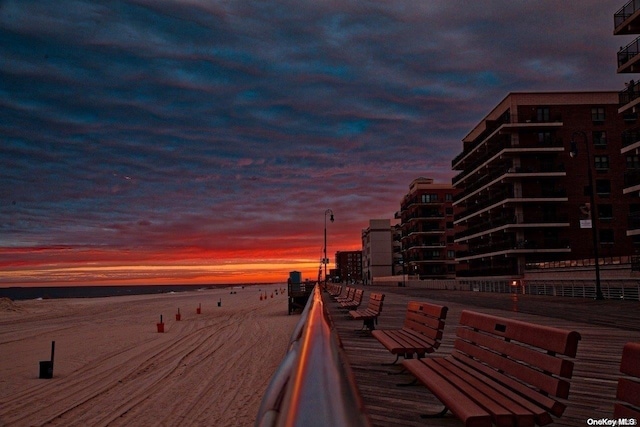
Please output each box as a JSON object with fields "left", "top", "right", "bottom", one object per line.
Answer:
{"left": 0, "top": 0, "right": 629, "bottom": 285}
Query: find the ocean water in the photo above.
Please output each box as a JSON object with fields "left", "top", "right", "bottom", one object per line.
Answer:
{"left": 0, "top": 284, "right": 236, "bottom": 301}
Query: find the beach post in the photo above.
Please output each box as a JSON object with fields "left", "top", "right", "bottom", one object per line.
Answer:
{"left": 38, "top": 341, "right": 55, "bottom": 379}
{"left": 157, "top": 315, "right": 164, "bottom": 333}
{"left": 197, "top": 303, "right": 201, "bottom": 314}
{"left": 217, "top": 298, "right": 221, "bottom": 307}
{"left": 176, "top": 308, "right": 181, "bottom": 321}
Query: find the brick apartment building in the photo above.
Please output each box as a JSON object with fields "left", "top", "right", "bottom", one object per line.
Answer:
{"left": 396, "top": 177, "right": 465, "bottom": 279}
{"left": 452, "top": 92, "right": 635, "bottom": 281}
{"left": 335, "top": 250, "right": 363, "bottom": 283}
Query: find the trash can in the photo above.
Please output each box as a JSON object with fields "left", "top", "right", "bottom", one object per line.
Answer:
{"left": 39, "top": 360, "right": 53, "bottom": 379}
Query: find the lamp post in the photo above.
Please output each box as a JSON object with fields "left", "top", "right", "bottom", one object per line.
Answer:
{"left": 570, "top": 131, "right": 604, "bottom": 300}
{"left": 324, "top": 209, "right": 334, "bottom": 287}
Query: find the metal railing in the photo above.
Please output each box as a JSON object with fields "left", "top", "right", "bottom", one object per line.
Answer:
{"left": 255, "top": 285, "right": 371, "bottom": 427}
{"left": 618, "top": 36, "right": 640, "bottom": 68}
{"left": 615, "top": 0, "right": 640, "bottom": 28}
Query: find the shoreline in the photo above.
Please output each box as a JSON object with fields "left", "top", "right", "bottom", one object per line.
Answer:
{"left": 0, "top": 282, "right": 280, "bottom": 301}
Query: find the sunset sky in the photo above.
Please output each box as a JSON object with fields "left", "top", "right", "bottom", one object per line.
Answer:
{"left": 0, "top": 1, "right": 631, "bottom": 286}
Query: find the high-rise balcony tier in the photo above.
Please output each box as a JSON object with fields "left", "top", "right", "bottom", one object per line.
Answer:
{"left": 453, "top": 168, "right": 566, "bottom": 208}
{"left": 455, "top": 214, "right": 569, "bottom": 242}
{"left": 454, "top": 188, "right": 568, "bottom": 223}
{"left": 456, "top": 238, "right": 571, "bottom": 262}
{"left": 452, "top": 118, "right": 563, "bottom": 170}
{"left": 615, "top": 0, "right": 640, "bottom": 35}
{"left": 618, "top": 36, "right": 640, "bottom": 73}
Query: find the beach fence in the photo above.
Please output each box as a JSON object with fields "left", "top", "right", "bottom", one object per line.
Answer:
{"left": 256, "top": 285, "right": 371, "bottom": 427}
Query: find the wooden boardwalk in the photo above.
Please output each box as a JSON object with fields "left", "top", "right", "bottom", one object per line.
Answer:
{"left": 325, "top": 286, "right": 640, "bottom": 427}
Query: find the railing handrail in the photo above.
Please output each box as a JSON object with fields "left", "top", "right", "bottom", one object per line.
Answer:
{"left": 255, "top": 285, "right": 371, "bottom": 427}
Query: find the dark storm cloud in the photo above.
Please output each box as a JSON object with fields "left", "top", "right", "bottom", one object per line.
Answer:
{"left": 0, "top": 0, "right": 630, "bottom": 283}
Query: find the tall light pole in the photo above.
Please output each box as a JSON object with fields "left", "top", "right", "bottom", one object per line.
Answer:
{"left": 324, "top": 209, "right": 334, "bottom": 287}
{"left": 570, "top": 131, "right": 604, "bottom": 300}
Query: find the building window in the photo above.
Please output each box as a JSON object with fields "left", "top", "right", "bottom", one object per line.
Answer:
{"left": 627, "top": 155, "right": 640, "bottom": 169}
{"left": 596, "top": 179, "right": 611, "bottom": 195}
{"left": 591, "top": 107, "right": 605, "bottom": 122}
{"left": 599, "top": 229, "right": 614, "bottom": 244}
{"left": 598, "top": 204, "right": 613, "bottom": 220}
{"left": 447, "top": 250, "right": 455, "bottom": 259}
{"left": 592, "top": 131, "right": 607, "bottom": 148}
{"left": 445, "top": 193, "right": 453, "bottom": 201}
{"left": 445, "top": 207, "right": 453, "bottom": 215}
{"left": 447, "top": 236, "right": 454, "bottom": 244}
{"left": 421, "top": 194, "right": 438, "bottom": 203}
{"left": 537, "top": 107, "right": 550, "bottom": 122}
{"left": 594, "top": 156, "right": 609, "bottom": 170}
{"left": 537, "top": 132, "right": 552, "bottom": 144}
{"left": 446, "top": 221, "right": 454, "bottom": 229}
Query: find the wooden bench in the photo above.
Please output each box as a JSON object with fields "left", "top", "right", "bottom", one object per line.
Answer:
{"left": 349, "top": 292, "right": 384, "bottom": 330}
{"left": 340, "top": 288, "right": 364, "bottom": 310}
{"left": 326, "top": 283, "right": 342, "bottom": 298}
{"left": 403, "top": 310, "right": 581, "bottom": 427}
{"left": 335, "top": 286, "right": 354, "bottom": 303}
{"left": 371, "top": 301, "right": 448, "bottom": 364}
{"left": 614, "top": 341, "right": 640, "bottom": 420}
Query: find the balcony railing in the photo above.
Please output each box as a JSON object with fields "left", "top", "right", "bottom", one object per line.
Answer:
{"left": 618, "top": 36, "right": 640, "bottom": 69}
{"left": 619, "top": 80, "right": 640, "bottom": 107}
{"left": 624, "top": 168, "right": 640, "bottom": 188}
{"left": 622, "top": 129, "right": 640, "bottom": 148}
{"left": 615, "top": 0, "right": 640, "bottom": 28}
{"left": 629, "top": 211, "right": 640, "bottom": 230}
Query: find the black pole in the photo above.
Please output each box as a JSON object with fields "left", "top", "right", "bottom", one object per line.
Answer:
{"left": 50, "top": 341, "right": 55, "bottom": 364}
{"left": 572, "top": 131, "right": 604, "bottom": 300}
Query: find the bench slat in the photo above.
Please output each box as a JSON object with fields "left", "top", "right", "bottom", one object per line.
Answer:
{"left": 614, "top": 342, "right": 640, "bottom": 419}
{"left": 459, "top": 310, "right": 581, "bottom": 357}
{"left": 403, "top": 359, "right": 493, "bottom": 427}
{"left": 454, "top": 338, "right": 571, "bottom": 399}
{"left": 451, "top": 350, "right": 566, "bottom": 419}
{"left": 456, "top": 327, "right": 576, "bottom": 377}
{"left": 447, "top": 355, "right": 554, "bottom": 425}
{"left": 620, "top": 342, "right": 640, "bottom": 377}
{"left": 617, "top": 378, "right": 640, "bottom": 408}
{"left": 429, "top": 357, "right": 536, "bottom": 427}
{"left": 372, "top": 329, "right": 436, "bottom": 355}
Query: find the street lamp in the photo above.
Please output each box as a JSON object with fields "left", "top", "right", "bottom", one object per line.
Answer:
{"left": 324, "top": 209, "right": 334, "bottom": 287}
{"left": 570, "top": 131, "right": 604, "bottom": 300}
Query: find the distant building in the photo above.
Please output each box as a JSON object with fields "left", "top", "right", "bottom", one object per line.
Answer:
{"left": 396, "top": 177, "right": 465, "bottom": 279}
{"left": 361, "top": 219, "right": 393, "bottom": 284}
{"left": 335, "top": 251, "right": 363, "bottom": 283}
{"left": 452, "top": 92, "right": 635, "bottom": 284}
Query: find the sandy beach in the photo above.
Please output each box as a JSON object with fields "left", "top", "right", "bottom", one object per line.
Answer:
{"left": 0, "top": 285, "right": 299, "bottom": 427}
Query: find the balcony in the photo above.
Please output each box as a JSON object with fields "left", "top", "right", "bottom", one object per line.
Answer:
{"left": 624, "top": 168, "right": 640, "bottom": 191}
{"left": 622, "top": 129, "right": 640, "bottom": 151}
{"left": 615, "top": 0, "right": 640, "bottom": 34}
{"left": 452, "top": 116, "right": 562, "bottom": 171}
{"left": 454, "top": 161, "right": 566, "bottom": 206}
{"left": 618, "top": 36, "right": 640, "bottom": 73}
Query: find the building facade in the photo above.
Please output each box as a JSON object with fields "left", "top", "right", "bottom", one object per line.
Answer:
{"left": 335, "top": 250, "right": 363, "bottom": 283}
{"left": 615, "top": 3, "right": 640, "bottom": 242}
{"left": 396, "top": 177, "right": 465, "bottom": 279}
{"left": 452, "top": 92, "right": 635, "bottom": 281}
{"left": 361, "top": 219, "right": 393, "bottom": 284}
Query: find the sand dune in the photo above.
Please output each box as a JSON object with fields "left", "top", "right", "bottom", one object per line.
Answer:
{"left": 0, "top": 286, "right": 298, "bottom": 427}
